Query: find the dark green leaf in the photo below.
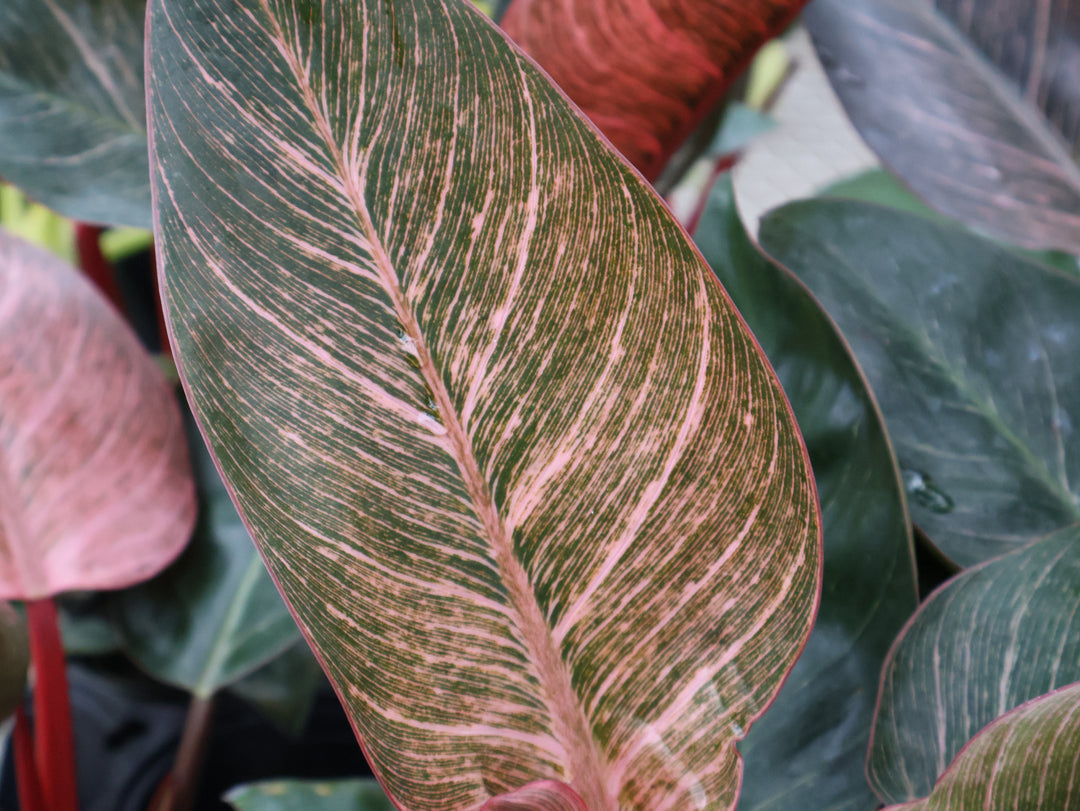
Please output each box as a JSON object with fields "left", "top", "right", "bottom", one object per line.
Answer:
{"left": 869, "top": 524, "right": 1080, "bottom": 803}
{"left": 111, "top": 418, "right": 301, "bottom": 698}
{"left": 883, "top": 681, "right": 1080, "bottom": 810}
{"left": 698, "top": 179, "right": 917, "bottom": 810}
{"left": 227, "top": 640, "right": 322, "bottom": 736}
{"left": 760, "top": 200, "right": 1080, "bottom": 567}
{"left": 0, "top": 0, "right": 150, "bottom": 227}
{"left": 225, "top": 779, "right": 394, "bottom": 811}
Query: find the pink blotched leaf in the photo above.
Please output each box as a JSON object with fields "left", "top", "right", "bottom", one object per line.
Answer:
{"left": 0, "top": 233, "right": 195, "bottom": 600}
{"left": 147, "top": 0, "right": 821, "bottom": 809}
{"left": 501, "top": 0, "right": 810, "bottom": 178}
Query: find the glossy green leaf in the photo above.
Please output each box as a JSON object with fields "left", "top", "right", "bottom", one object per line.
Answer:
{"left": 821, "top": 170, "right": 940, "bottom": 222}
{"left": 820, "top": 169, "right": 1080, "bottom": 276}
{"left": 868, "top": 524, "right": 1080, "bottom": 803}
{"left": 57, "top": 592, "right": 121, "bottom": 656}
{"left": 147, "top": 0, "right": 821, "bottom": 808}
{"left": 759, "top": 200, "right": 1080, "bottom": 567}
{"left": 225, "top": 779, "right": 394, "bottom": 811}
{"left": 111, "top": 418, "right": 301, "bottom": 698}
{"left": 698, "top": 180, "right": 916, "bottom": 809}
{"left": 0, "top": 0, "right": 150, "bottom": 228}
{"left": 0, "top": 231, "right": 195, "bottom": 600}
{"left": 501, "top": 0, "right": 810, "bottom": 178}
{"left": 804, "top": 0, "right": 1080, "bottom": 255}
{"left": 228, "top": 640, "right": 323, "bottom": 735}
{"left": 0, "top": 601, "right": 28, "bottom": 721}
{"left": 883, "top": 682, "right": 1080, "bottom": 811}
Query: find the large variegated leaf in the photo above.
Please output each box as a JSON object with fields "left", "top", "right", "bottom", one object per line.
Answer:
{"left": 884, "top": 682, "right": 1080, "bottom": 811}
{"left": 0, "top": 0, "right": 150, "bottom": 228}
{"left": 698, "top": 180, "right": 917, "bottom": 810}
{"left": 147, "top": 0, "right": 821, "bottom": 809}
{"left": 804, "top": 0, "right": 1080, "bottom": 255}
{"left": 758, "top": 200, "right": 1080, "bottom": 567}
{"left": 868, "top": 524, "right": 1080, "bottom": 803}
{"left": 500, "top": 0, "right": 810, "bottom": 179}
{"left": 0, "top": 231, "right": 194, "bottom": 600}
{"left": 0, "top": 600, "right": 28, "bottom": 721}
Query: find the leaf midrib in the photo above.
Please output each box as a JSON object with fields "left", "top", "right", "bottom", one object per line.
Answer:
{"left": 259, "top": 5, "right": 614, "bottom": 807}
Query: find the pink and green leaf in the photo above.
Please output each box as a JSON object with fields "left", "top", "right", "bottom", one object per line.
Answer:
{"left": 147, "top": 0, "right": 821, "bottom": 809}
{"left": 481, "top": 780, "right": 588, "bottom": 810}
{"left": 868, "top": 524, "right": 1080, "bottom": 803}
{"left": 883, "top": 682, "right": 1080, "bottom": 810}
{"left": 0, "top": 232, "right": 195, "bottom": 600}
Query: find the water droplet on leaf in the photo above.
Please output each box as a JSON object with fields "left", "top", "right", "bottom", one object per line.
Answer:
{"left": 901, "top": 468, "right": 954, "bottom": 514}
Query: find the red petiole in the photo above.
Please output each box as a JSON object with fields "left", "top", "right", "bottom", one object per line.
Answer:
{"left": 684, "top": 151, "right": 740, "bottom": 236}
{"left": 24, "top": 598, "right": 79, "bottom": 811}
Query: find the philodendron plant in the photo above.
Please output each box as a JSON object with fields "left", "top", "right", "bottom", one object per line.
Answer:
{"left": 1, "top": 0, "right": 1079, "bottom": 809}
{"left": 147, "top": 1, "right": 822, "bottom": 809}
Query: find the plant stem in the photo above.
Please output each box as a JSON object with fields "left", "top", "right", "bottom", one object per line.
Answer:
{"left": 684, "top": 152, "right": 739, "bottom": 236}
{"left": 13, "top": 705, "right": 45, "bottom": 811}
{"left": 75, "top": 224, "right": 125, "bottom": 314}
{"left": 25, "top": 597, "right": 78, "bottom": 811}
{"left": 151, "top": 693, "right": 216, "bottom": 811}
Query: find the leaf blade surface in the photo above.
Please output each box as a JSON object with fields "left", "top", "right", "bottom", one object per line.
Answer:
{"left": 0, "top": 0, "right": 150, "bottom": 227}
{"left": 500, "top": 0, "right": 810, "bottom": 178}
{"left": 0, "top": 232, "right": 195, "bottom": 599}
{"left": 147, "top": 1, "right": 821, "bottom": 809}
{"left": 804, "top": 0, "right": 1080, "bottom": 254}
{"left": 759, "top": 200, "right": 1080, "bottom": 567}
{"left": 881, "top": 681, "right": 1080, "bottom": 810}
{"left": 869, "top": 524, "right": 1080, "bottom": 802}
{"left": 698, "top": 180, "right": 917, "bottom": 810}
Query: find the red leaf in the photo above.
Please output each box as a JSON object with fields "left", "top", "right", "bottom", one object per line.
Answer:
{"left": 501, "top": 0, "right": 808, "bottom": 178}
